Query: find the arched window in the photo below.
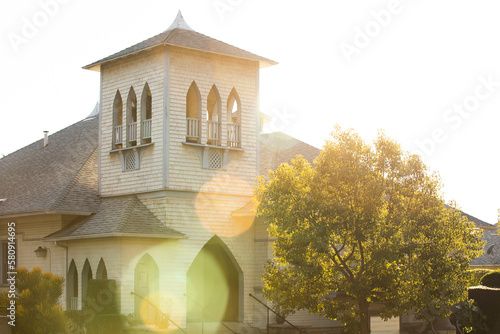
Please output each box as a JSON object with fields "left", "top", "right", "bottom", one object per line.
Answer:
{"left": 227, "top": 88, "right": 241, "bottom": 148}
{"left": 141, "top": 83, "right": 152, "bottom": 144}
{"left": 134, "top": 254, "right": 159, "bottom": 324}
{"left": 96, "top": 258, "right": 108, "bottom": 280}
{"left": 112, "top": 90, "right": 123, "bottom": 149}
{"left": 186, "top": 81, "right": 201, "bottom": 143}
{"left": 126, "top": 87, "right": 138, "bottom": 146}
{"left": 82, "top": 259, "right": 92, "bottom": 305}
{"left": 67, "top": 260, "right": 78, "bottom": 310}
{"left": 207, "top": 85, "right": 222, "bottom": 146}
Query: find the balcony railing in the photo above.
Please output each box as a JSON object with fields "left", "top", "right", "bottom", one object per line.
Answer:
{"left": 187, "top": 118, "right": 200, "bottom": 141}
{"left": 228, "top": 123, "right": 240, "bottom": 148}
{"left": 114, "top": 125, "right": 123, "bottom": 146}
{"left": 127, "top": 122, "right": 138, "bottom": 143}
{"left": 142, "top": 119, "right": 152, "bottom": 140}
{"left": 207, "top": 120, "right": 220, "bottom": 145}
{"left": 69, "top": 297, "right": 78, "bottom": 311}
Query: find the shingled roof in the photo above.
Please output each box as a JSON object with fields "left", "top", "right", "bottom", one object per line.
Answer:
{"left": 234, "top": 132, "right": 320, "bottom": 216}
{"left": 45, "top": 195, "right": 185, "bottom": 241}
{"left": 83, "top": 11, "right": 277, "bottom": 71}
{"left": 0, "top": 115, "right": 100, "bottom": 216}
{"left": 471, "top": 229, "right": 500, "bottom": 267}
{"left": 260, "top": 131, "right": 320, "bottom": 176}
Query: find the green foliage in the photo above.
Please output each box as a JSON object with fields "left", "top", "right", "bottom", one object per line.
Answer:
{"left": 480, "top": 271, "right": 500, "bottom": 288}
{"left": 255, "top": 127, "right": 485, "bottom": 334}
{"left": 65, "top": 310, "right": 86, "bottom": 334}
{"left": 451, "top": 299, "right": 488, "bottom": 334}
{"left": 466, "top": 269, "right": 494, "bottom": 287}
{"left": 0, "top": 267, "right": 67, "bottom": 334}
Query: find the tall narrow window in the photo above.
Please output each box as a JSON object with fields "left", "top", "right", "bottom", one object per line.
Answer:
{"left": 1, "top": 240, "right": 15, "bottom": 286}
{"left": 112, "top": 90, "right": 123, "bottom": 149}
{"left": 96, "top": 258, "right": 108, "bottom": 280}
{"left": 141, "top": 83, "right": 152, "bottom": 144}
{"left": 82, "top": 259, "right": 92, "bottom": 305}
{"left": 126, "top": 87, "right": 138, "bottom": 146}
{"left": 67, "top": 260, "right": 78, "bottom": 310}
{"left": 207, "top": 85, "right": 222, "bottom": 146}
{"left": 227, "top": 88, "right": 241, "bottom": 148}
{"left": 134, "top": 254, "right": 159, "bottom": 324}
{"left": 186, "top": 81, "right": 201, "bottom": 143}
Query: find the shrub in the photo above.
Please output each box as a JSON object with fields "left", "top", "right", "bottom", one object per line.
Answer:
{"left": 451, "top": 299, "right": 488, "bottom": 334}
{"left": 84, "top": 279, "right": 122, "bottom": 334}
{"left": 0, "top": 267, "right": 68, "bottom": 334}
{"left": 467, "top": 269, "right": 494, "bottom": 287}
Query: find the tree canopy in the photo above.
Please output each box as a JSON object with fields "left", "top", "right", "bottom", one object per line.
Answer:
{"left": 255, "top": 127, "right": 484, "bottom": 334}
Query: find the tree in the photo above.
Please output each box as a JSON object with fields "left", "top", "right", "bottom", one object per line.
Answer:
{"left": 255, "top": 127, "right": 484, "bottom": 334}
{"left": 0, "top": 267, "right": 67, "bottom": 334}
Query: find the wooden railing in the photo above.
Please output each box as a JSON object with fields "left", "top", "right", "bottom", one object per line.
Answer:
{"left": 69, "top": 297, "right": 78, "bottom": 311}
{"left": 228, "top": 123, "right": 240, "bottom": 148}
{"left": 142, "top": 119, "right": 152, "bottom": 140}
{"left": 131, "top": 291, "right": 187, "bottom": 333}
{"left": 207, "top": 120, "right": 220, "bottom": 145}
{"left": 249, "top": 294, "right": 306, "bottom": 334}
{"left": 114, "top": 125, "right": 123, "bottom": 146}
{"left": 187, "top": 118, "right": 200, "bottom": 140}
{"left": 127, "top": 122, "right": 138, "bottom": 143}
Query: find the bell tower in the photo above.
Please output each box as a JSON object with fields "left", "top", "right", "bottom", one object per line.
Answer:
{"left": 83, "top": 11, "right": 277, "bottom": 197}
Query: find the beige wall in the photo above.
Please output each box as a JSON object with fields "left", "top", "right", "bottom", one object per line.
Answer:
{"left": 168, "top": 46, "right": 259, "bottom": 195}
{"left": 100, "top": 48, "right": 165, "bottom": 195}
{"left": 0, "top": 215, "right": 74, "bottom": 303}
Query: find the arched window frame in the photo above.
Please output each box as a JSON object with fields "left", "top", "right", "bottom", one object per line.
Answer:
{"left": 96, "top": 258, "right": 108, "bottom": 280}
{"left": 67, "top": 260, "right": 78, "bottom": 310}
{"left": 186, "top": 81, "right": 202, "bottom": 143}
{"left": 82, "top": 259, "right": 93, "bottom": 305}
{"left": 141, "top": 83, "right": 153, "bottom": 144}
{"left": 134, "top": 253, "right": 159, "bottom": 324}
{"left": 206, "top": 84, "right": 222, "bottom": 146}
{"left": 112, "top": 90, "right": 123, "bottom": 149}
{"left": 227, "top": 88, "right": 241, "bottom": 148}
{"left": 126, "top": 86, "right": 138, "bottom": 146}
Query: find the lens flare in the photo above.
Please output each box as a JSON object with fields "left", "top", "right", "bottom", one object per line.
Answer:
{"left": 195, "top": 174, "right": 254, "bottom": 237}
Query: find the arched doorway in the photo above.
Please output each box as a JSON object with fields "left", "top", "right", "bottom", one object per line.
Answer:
{"left": 187, "top": 236, "right": 242, "bottom": 322}
{"left": 134, "top": 253, "right": 159, "bottom": 324}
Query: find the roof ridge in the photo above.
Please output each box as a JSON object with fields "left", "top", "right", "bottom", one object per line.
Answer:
{"left": 161, "top": 28, "right": 176, "bottom": 44}
{"left": 119, "top": 196, "right": 139, "bottom": 232}
{"left": 50, "top": 147, "right": 98, "bottom": 211}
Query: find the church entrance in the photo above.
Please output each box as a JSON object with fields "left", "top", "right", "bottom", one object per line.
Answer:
{"left": 187, "top": 237, "right": 242, "bottom": 322}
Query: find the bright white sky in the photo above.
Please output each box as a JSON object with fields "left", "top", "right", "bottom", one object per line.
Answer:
{"left": 1, "top": 0, "right": 499, "bottom": 224}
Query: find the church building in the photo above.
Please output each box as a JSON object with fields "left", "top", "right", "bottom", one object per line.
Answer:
{"left": 0, "top": 11, "right": 339, "bottom": 333}
{"left": 0, "top": 11, "right": 496, "bottom": 334}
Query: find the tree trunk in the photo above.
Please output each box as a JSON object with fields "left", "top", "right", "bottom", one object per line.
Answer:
{"left": 358, "top": 299, "right": 370, "bottom": 334}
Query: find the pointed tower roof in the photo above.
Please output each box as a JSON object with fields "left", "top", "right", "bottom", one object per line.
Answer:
{"left": 83, "top": 11, "right": 277, "bottom": 71}
{"left": 165, "top": 10, "right": 193, "bottom": 31}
